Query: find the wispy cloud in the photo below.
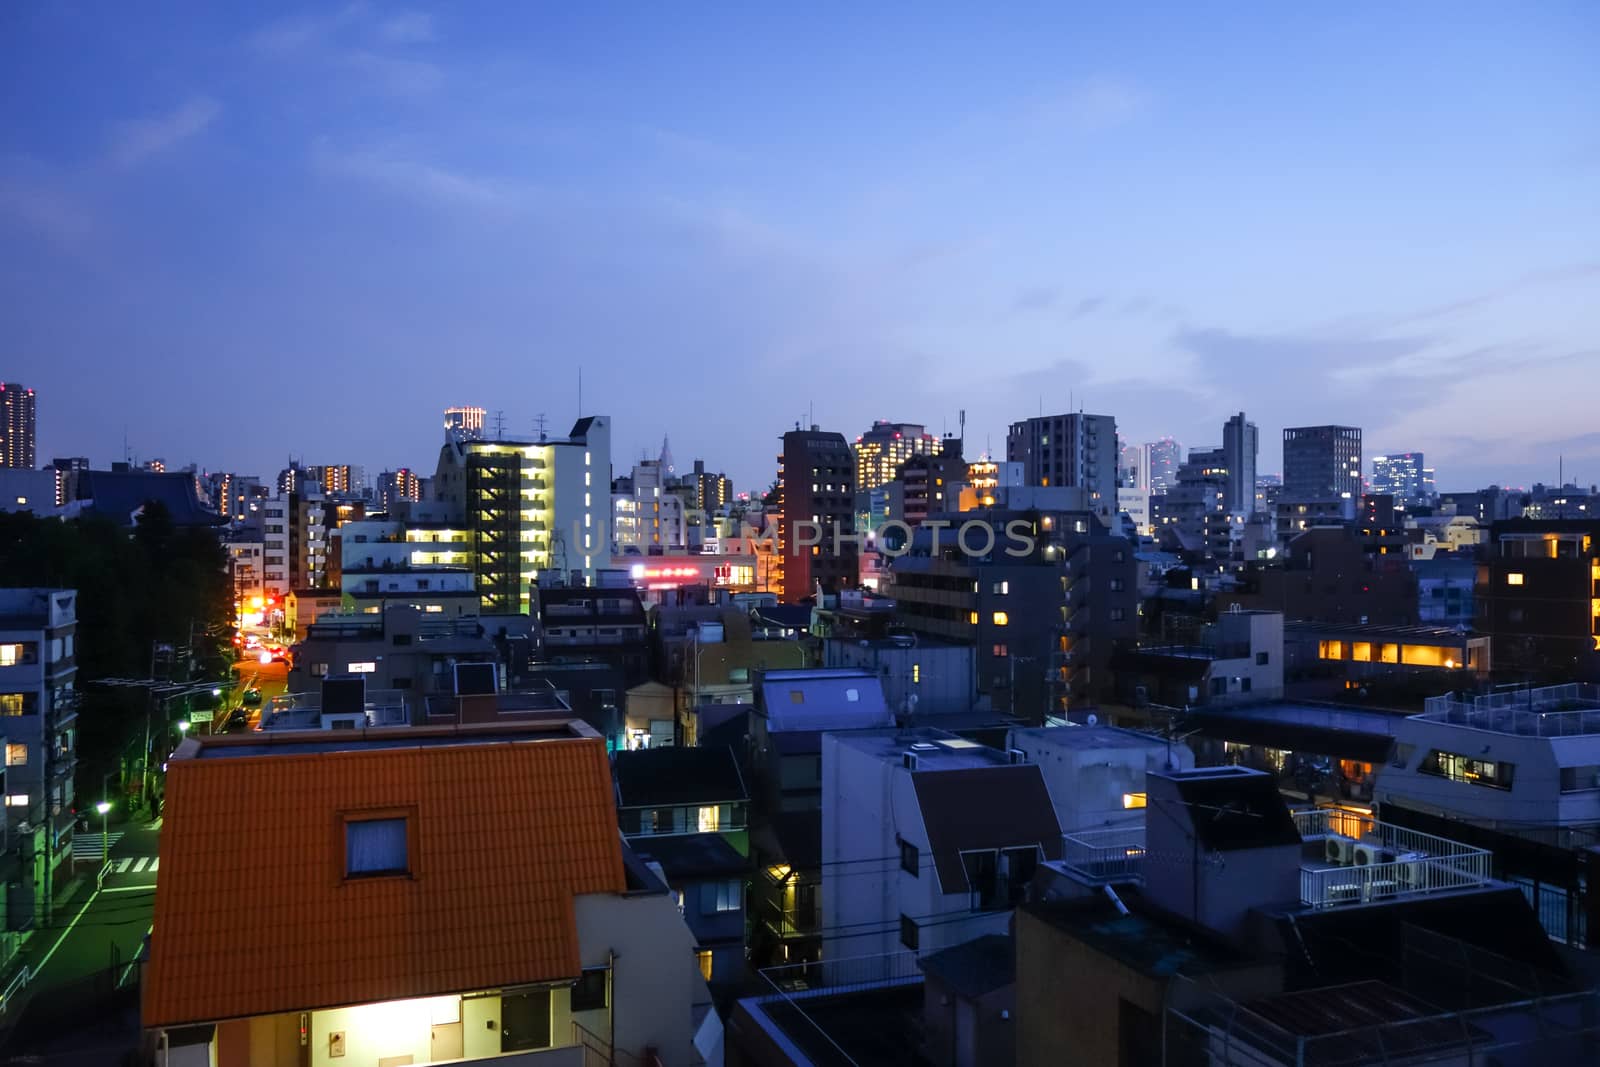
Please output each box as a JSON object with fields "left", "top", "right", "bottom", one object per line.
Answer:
{"left": 248, "top": 5, "right": 367, "bottom": 55}
{"left": 314, "top": 144, "right": 525, "bottom": 210}
{"left": 1028, "top": 78, "right": 1149, "bottom": 133}
{"left": 377, "top": 12, "right": 435, "bottom": 45}
{"left": 0, "top": 166, "right": 92, "bottom": 246}
{"left": 108, "top": 97, "right": 221, "bottom": 168}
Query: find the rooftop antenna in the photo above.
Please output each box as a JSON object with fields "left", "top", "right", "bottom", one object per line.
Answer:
{"left": 532, "top": 413, "right": 548, "bottom": 441}
{"left": 492, "top": 410, "right": 506, "bottom": 440}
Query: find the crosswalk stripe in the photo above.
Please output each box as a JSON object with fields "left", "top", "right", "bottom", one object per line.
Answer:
{"left": 131, "top": 856, "right": 150, "bottom": 873}
{"left": 149, "top": 857, "right": 159, "bottom": 872}
{"left": 116, "top": 858, "right": 132, "bottom": 873}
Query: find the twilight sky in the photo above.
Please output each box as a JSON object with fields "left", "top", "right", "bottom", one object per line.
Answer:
{"left": 3, "top": 3, "right": 1597, "bottom": 496}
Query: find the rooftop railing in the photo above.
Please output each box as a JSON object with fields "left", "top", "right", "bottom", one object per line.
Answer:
{"left": 1420, "top": 684, "right": 1600, "bottom": 737}
{"left": 1060, "top": 825, "right": 1147, "bottom": 884}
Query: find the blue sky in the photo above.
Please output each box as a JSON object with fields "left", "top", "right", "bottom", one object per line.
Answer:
{"left": 3, "top": 3, "right": 1597, "bottom": 494}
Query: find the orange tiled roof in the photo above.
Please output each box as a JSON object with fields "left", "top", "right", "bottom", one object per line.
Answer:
{"left": 143, "top": 735, "right": 626, "bottom": 1028}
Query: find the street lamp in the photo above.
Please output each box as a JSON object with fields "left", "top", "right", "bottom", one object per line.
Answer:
{"left": 178, "top": 720, "right": 190, "bottom": 738}
{"left": 95, "top": 800, "right": 111, "bottom": 862}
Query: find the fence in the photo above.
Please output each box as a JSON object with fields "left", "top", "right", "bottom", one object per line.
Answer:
{"left": 1421, "top": 684, "right": 1600, "bottom": 736}
{"left": 1060, "top": 826, "right": 1147, "bottom": 883}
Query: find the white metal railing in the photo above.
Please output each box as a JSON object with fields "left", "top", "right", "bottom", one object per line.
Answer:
{"left": 1292, "top": 808, "right": 1489, "bottom": 863}
{"left": 1300, "top": 849, "right": 1493, "bottom": 909}
{"left": 0, "top": 965, "right": 27, "bottom": 1016}
{"left": 1421, "top": 684, "right": 1600, "bottom": 736}
{"left": 1061, "top": 826, "right": 1146, "bottom": 883}
{"left": 97, "top": 859, "right": 113, "bottom": 890}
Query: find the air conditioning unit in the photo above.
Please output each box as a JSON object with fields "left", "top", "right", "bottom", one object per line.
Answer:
{"left": 1007, "top": 748, "right": 1027, "bottom": 765}
{"left": 1353, "top": 842, "right": 1389, "bottom": 867}
{"left": 1325, "top": 835, "right": 1355, "bottom": 865}
{"left": 1395, "top": 852, "right": 1427, "bottom": 889}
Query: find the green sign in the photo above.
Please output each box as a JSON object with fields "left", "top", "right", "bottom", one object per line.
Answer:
{"left": 190, "top": 710, "right": 213, "bottom": 724}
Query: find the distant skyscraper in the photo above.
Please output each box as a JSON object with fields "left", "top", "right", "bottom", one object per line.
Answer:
{"left": 1283, "top": 425, "right": 1362, "bottom": 503}
{"left": 1222, "top": 412, "right": 1259, "bottom": 514}
{"left": 0, "top": 383, "right": 36, "bottom": 469}
{"left": 1371, "top": 452, "right": 1432, "bottom": 507}
{"left": 308, "top": 464, "right": 362, "bottom": 496}
{"left": 444, "top": 406, "right": 486, "bottom": 442}
{"left": 853, "top": 421, "right": 940, "bottom": 491}
{"left": 1122, "top": 437, "right": 1183, "bottom": 493}
{"left": 1006, "top": 412, "right": 1118, "bottom": 513}
{"left": 658, "top": 434, "right": 675, "bottom": 477}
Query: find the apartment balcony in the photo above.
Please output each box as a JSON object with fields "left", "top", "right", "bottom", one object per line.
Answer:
{"left": 1059, "top": 809, "right": 1493, "bottom": 910}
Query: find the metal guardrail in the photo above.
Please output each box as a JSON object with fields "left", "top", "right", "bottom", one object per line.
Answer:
{"left": 96, "top": 859, "right": 113, "bottom": 891}
{"left": 0, "top": 966, "right": 29, "bottom": 1016}
{"left": 1299, "top": 851, "right": 1492, "bottom": 909}
{"left": 1060, "top": 826, "right": 1147, "bottom": 883}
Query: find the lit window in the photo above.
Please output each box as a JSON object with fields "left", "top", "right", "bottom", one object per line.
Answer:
{"left": 5, "top": 744, "right": 25, "bottom": 767}
{"left": 1506, "top": 573, "right": 1524, "bottom": 586}
{"left": 0, "top": 644, "right": 22, "bottom": 666}
{"left": 993, "top": 612, "right": 1009, "bottom": 626}
{"left": 968, "top": 611, "right": 979, "bottom": 625}
{"left": 696, "top": 949, "right": 713, "bottom": 982}
{"left": 347, "top": 661, "right": 377, "bottom": 674}
{"left": 698, "top": 805, "right": 721, "bottom": 833}
{"left": 0, "top": 694, "right": 29, "bottom": 716}
{"left": 912, "top": 664, "right": 920, "bottom": 683}
{"left": 1122, "top": 792, "right": 1147, "bottom": 809}
{"left": 345, "top": 816, "right": 409, "bottom": 877}
{"left": 5, "top": 794, "right": 28, "bottom": 808}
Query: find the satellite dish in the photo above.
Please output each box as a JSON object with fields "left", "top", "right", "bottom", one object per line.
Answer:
{"left": 1086, "top": 713, "right": 1098, "bottom": 726}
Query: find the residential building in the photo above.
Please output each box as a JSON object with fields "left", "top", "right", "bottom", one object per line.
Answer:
{"left": 821, "top": 727, "right": 1064, "bottom": 961}
{"left": 1221, "top": 412, "right": 1258, "bottom": 515}
{"left": 1004, "top": 725, "right": 1191, "bottom": 832}
{"left": 376, "top": 467, "right": 422, "bottom": 511}
{"left": 687, "top": 459, "right": 732, "bottom": 513}
{"left": 432, "top": 416, "right": 613, "bottom": 608}
{"left": 49, "top": 456, "right": 89, "bottom": 507}
{"left": 962, "top": 458, "right": 1022, "bottom": 506}
{"left": 1412, "top": 555, "right": 1477, "bottom": 626}
{"left": 142, "top": 719, "right": 716, "bottom": 1067}
{"left": 338, "top": 516, "right": 478, "bottom": 617}
{"left": 286, "top": 487, "right": 332, "bottom": 592}
{"left": 1376, "top": 683, "right": 1600, "bottom": 944}
{"left": 1288, "top": 621, "right": 1489, "bottom": 677}
{"left": 1524, "top": 481, "right": 1598, "bottom": 520}
{"left": 443, "top": 404, "right": 486, "bottom": 441}
{"left": 749, "top": 668, "right": 895, "bottom": 815}
{"left": 0, "top": 468, "right": 61, "bottom": 515}
{"left": 853, "top": 420, "right": 940, "bottom": 492}
{"left": 888, "top": 509, "right": 1138, "bottom": 720}
{"left": 1439, "top": 485, "right": 1524, "bottom": 523}
{"left": 224, "top": 533, "right": 266, "bottom": 607}
{"left": 284, "top": 605, "right": 505, "bottom": 720}
{"left": 0, "top": 383, "right": 35, "bottom": 470}
{"left": 888, "top": 437, "right": 965, "bottom": 529}
{"left": 776, "top": 426, "right": 856, "bottom": 603}
{"left": 822, "top": 635, "right": 975, "bottom": 717}
{"left": 1475, "top": 519, "right": 1600, "bottom": 678}
{"left": 1371, "top": 451, "right": 1432, "bottom": 507}
{"left": 1111, "top": 609, "right": 1285, "bottom": 716}
{"left": 1215, "top": 525, "right": 1418, "bottom": 626}
{"left": 1281, "top": 424, "right": 1362, "bottom": 519}
{"left": 0, "top": 588, "right": 78, "bottom": 923}
{"left": 283, "top": 588, "right": 343, "bottom": 637}
{"left": 307, "top": 464, "right": 362, "bottom": 496}
{"left": 615, "top": 746, "right": 750, "bottom": 992}
{"left": 1005, "top": 412, "right": 1118, "bottom": 517}
{"left": 613, "top": 458, "right": 685, "bottom": 553}
{"left": 1116, "top": 487, "right": 1150, "bottom": 536}
{"left": 1155, "top": 447, "right": 1232, "bottom": 559}
{"left": 1406, "top": 513, "right": 1485, "bottom": 559}
{"left": 537, "top": 576, "right": 649, "bottom": 687}
{"left": 260, "top": 498, "right": 290, "bottom": 596}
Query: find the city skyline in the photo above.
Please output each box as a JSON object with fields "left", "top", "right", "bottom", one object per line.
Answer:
{"left": 3, "top": 5, "right": 1597, "bottom": 492}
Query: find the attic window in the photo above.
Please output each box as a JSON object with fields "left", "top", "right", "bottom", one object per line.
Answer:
{"left": 345, "top": 815, "right": 409, "bottom": 878}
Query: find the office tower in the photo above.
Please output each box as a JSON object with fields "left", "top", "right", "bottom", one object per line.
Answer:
{"left": 433, "top": 416, "right": 611, "bottom": 610}
{"left": 778, "top": 426, "right": 855, "bottom": 603}
{"left": 1283, "top": 425, "right": 1362, "bottom": 502}
{"left": 1371, "top": 452, "right": 1431, "bottom": 507}
{"left": 377, "top": 468, "right": 422, "bottom": 512}
{"left": 853, "top": 421, "right": 940, "bottom": 492}
{"left": 0, "top": 383, "right": 36, "bottom": 469}
{"left": 444, "top": 406, "right": 486, "bottom": 442}
{"left": 1222, "top": 412, "right": 1259, "bottom": 514}
{"left": 1005, "top": 413, "right": 1117, "bottom": 514}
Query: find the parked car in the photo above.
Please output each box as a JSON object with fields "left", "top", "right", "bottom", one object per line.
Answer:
{"left": 241, "top": 688, "right": 263, "bottom": 707}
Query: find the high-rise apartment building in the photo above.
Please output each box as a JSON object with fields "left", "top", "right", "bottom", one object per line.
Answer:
{"left": 777, "top": 427, "right": 856, "bottom": 603}
{"left": 377, "top": 468, "right": 422, "bottom": 512}
{"left": 444, "top": 406, "right": 486, "bottom": 441}
{"left": 612, "top": 459, "right": 684, "bottom": 553}
{"left": 1283, "top": 425, "right": 1362, "bottom": 503}
{"left": 1371, "top": 452, "right": 1433, "bottom": 507}
{"left": 432, "top": 416, "right": 612, "bottom": 610}
{"left": 688, "top": 459, "right": 732, "bottom": 513}
{"left": 853, "top": 421, "right": 940, "bottom": 492}
{"left": 0, "top": 383, "right": 36, "bottom": 469}
{"left": 1121, "top": 437, "right": 1183, "bottom": 493}
{"left": 305, "top": 464, "right": 362, "bottom": 496}
{"left": 1006, "top": 413, "right": 1118, "bottom": 515}
{"left": 1222, "top": 412, "right": 1259, "bottom": 514}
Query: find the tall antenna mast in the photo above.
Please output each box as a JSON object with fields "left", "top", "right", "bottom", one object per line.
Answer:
{"left": 492, "top": 410, "right": 506, "bottom": 440}
{"left": 578, "top": 367, "right": 583, "bottom": 419}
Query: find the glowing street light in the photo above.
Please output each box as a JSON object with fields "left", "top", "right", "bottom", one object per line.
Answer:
{"left": 178, "top": 720, "right": 190, "bottom": 735}
{"left": 95, "top": 800, "right": 111, "bottom": 862}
